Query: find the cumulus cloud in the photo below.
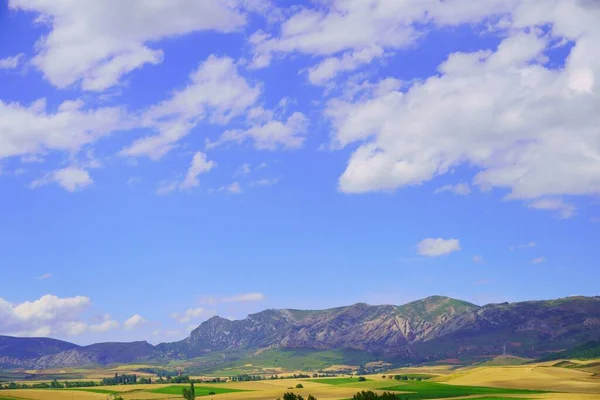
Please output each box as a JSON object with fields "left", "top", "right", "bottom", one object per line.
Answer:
{"left": 88, "top": 316, "right": 120, "bottom": 333}
{"left": 0, "top": 53, "right": 24, "bottom": 69}
{"left": 434, "top": 183, "right": 471, "bottom": 196}
{"left": 29, "top": 167, "right": 93, "bottom": 192}
{"left": 171, "top": 307, "right": 215, "bottom": 324}
{"left": 324, "top": 2, "right": 600, "bottom": 213}
{"left": 154, "top": 151, "right": 216, "bottom": 195}
{"left": 0, "top": 98, "right": 128, "bottom": 160}
{"left": 307, "top": 46, "right": 384, "bottom": 85}
{"left": 123, "top": 314, "right": 147, "bottom": 330}
{"left": 417, "top": 238, "right": 461, "bottom": 257}
{"left": 528, "top": 198, "right": 576, "bottom": 219}
{"left": 121, "top": 56, "right": 260, "bottom": 159}
{"left": 208, "top": 111, "right": 309, "bottom": 151}
{"left": 532, "top": 257, "right": 546, "bottom": 264}
{"left": 0, "top": 295, "right": 91, "bottom": 337}
{"left": 473, "top": 255, "right": 484, "bottom": 263}
{"left": 180, "top": 152, "right": 216, "bottom": 190}
{"left": 250, "top": 0, "right": 514, "bottom": 69}
{"left": 8, "top": 0, "right": 249, "bottom": 90}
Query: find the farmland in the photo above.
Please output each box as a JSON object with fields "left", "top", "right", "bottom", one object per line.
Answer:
{"left": 0, "top": 359, "right": 598, "bottom": 400}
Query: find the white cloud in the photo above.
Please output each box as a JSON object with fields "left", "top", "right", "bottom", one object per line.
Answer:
{"left": 532, "top": 257, "right": 546, "bottom": 264}
{"left": 252, "top": 178, "right": 279, "bottom": 187}
{"left": 64, "top": 321, "right": 88, "bottom": 337}
{"left": 9, "top": 0, "right": 248, "bottom": 90}
{"left": 0, "top": 98, "right": 128, "bottom": 160}
{"left": 0, "top": 53, "right": 24, "bottom": 69}
{"left": 325, "top": 16, "right": 600, "bottom": 211}
{"left": 0, "top": 295, "right": 91, "bottom": 337}
{"left": 209, "top": 111, "right": 309, "bottom": 151}
{"left": 121, "top": 55, "right": 260, "bottom": 159}
{"left": 218, "top": 182, "right": 243, "bottom": 194}
{"left": 528, "top": 198, "right": 576, "bottom": 219}
{"left": 307, "top": 46, "right": 384, "bottom": 85}
{"left": 180, "top": 151, "right": 216, "bottom": 190}
{"left": 434, "top": 182, "right": 471, "bottom": 196}
{"left": 417, "top": 238, "right": 461, "bottom": 257}
{"left": 235, "top": 163, "right": 252, "bottom": 177}
{"left": 155, "top": 152, "right": 216, "bottom": 195}
{"left": 171, "top": 307, "right": 214, "bottom": 324}
{"left": 250, "top": 0, "right": 514, "bottom": 69}
{"left": 123, "top": 314, "right": 147, "bottom": 330}
{"left": 155, "top": 181, "right": 178, "bottom": 196}
{"left": 30, "top": 167, "right": 93, "bottom": 192}
{"left": 221, "top": 292, "right": 264, "bottom": 303}
{"left": 88, "top": 315, "right": 120, "bottom": 333}
{"left": 511, "top": 241, "right": 536, "bottom": 251}
{"left": 473, "top": 255, "right": 484, "bottom": 263}
{"left": 35, "top": 273, "right": 52, "bottom": 280}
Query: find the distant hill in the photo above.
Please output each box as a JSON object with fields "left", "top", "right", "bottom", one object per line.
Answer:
{"left": 1, "top": 295, "right": 599, "bottom": 370}
{"left": 539, "top": 340, "right": 600, "bottom": 361}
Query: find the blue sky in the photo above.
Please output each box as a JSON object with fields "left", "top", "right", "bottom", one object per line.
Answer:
{"left": 0, "top": 0, "right": 599, "bottom": 345}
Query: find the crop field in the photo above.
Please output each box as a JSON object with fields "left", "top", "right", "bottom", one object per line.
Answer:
{"left": 0, "top": 360, "right": 598, "bottom": 400}
{"left": 306, "top": 377, "right": 371, "bottom": 385}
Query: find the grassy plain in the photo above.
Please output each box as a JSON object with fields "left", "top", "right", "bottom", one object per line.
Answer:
{"left": 0, "top": 359, "right": 598, "bottom": 400}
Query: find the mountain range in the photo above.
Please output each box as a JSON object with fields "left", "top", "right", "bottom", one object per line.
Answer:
{"left": 1, "top": 296, "right": 599, "bottom": 370}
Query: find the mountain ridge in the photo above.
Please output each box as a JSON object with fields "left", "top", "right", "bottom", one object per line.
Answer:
{"left": 1, "top": 295, "right": 599, "bottom": 370}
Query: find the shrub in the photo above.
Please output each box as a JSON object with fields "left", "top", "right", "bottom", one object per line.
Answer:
{"left": 358, "top": 376, "right": 367, "bottom": 382}
{"left": 296, "top": 383, "right": 304, "bottom": 388}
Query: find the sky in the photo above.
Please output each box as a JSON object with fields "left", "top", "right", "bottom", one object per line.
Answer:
{"left": 0, "top": 0, "right": 599, "bottom": 345}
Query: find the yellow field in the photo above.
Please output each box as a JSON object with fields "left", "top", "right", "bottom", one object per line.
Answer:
{"left": 1, "top": 389, "right": 106, "bottom": 399}
{"left": 440, "top": 361, "right": 600, "bottom": 394}
{"left": 2, "top": 360, "right": 599, "bottom": 400}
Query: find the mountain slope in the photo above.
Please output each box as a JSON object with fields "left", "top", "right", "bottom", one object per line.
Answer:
{"left": 1, "top": 296, "right": 599, "bottom": 369}
{"left": 414, "top": 296, "right": 600, "bottom": 360}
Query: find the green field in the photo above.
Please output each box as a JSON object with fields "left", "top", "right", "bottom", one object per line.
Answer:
{"left": 382, "top": 381, "right": 546, "bottom": 399}
{"left": 307, "top": 377, "right": 371, "bottom": 385}
{"left": 149, "top": 384, "right": 247, "bottom": 396}
{"left": 189, "top": 348, "right": 380, "bottom": 376}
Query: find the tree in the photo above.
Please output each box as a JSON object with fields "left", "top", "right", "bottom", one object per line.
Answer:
{"left": 182, "top": 382, "right": 196, "bottom": 400}
{"left": 295, "top": 383, "right": 304, "bottom": 388}
{"left": 352, "top": 390, "right": 397, "bottom": 400}
{"left": 307, "top": 395, "right": 317, "bottom": 400}
{"left": 357, "top": 376, "right": 366, "bottom": 382}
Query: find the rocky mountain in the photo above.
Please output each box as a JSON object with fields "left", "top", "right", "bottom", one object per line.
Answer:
{"left": 0, "top": 338, "right": 159, "bottom": 369}
{"left": 1, "top": 296, "right": 599, "bottom": 369}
